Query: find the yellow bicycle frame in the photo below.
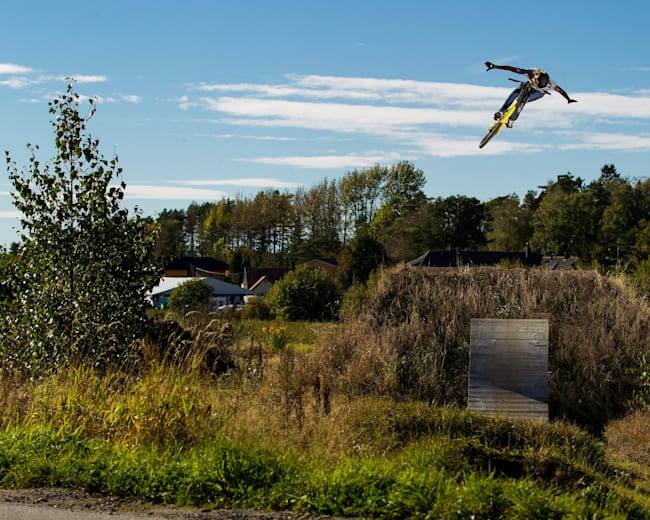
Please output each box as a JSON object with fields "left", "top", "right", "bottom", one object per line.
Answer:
{"left": 487, "top": 98, "right": 519, "bottom": 138}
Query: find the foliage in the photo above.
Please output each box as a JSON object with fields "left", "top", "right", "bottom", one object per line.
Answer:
{"left": 485, "top": 194, "right": 533, "bottom": 251}
{"left": 339, "top": 269, "right": 382, "bottom": 322}
{"left": 0, "top": 309, "right": 649, "bottom": 516}
{"left": 3, "top": 82, "right": 162, "bottom": 373}
{"left": 240, "top": 296, "right": 272, "bottom": 320}
{"left": 262, "top": 324, "right": 289, "bottom": 351}
{"left": 167, "top": 279, "right": 214, "bottom": 315}
{"left": 265, "top": 266, "right": 340, "bottom": 321}
{"left": 429, "top": 194, "right": 488, "bottom": 250}
{"left": 336, "top": 228, "right": 386, "bottom": 287}
{"left": 151, "top": 162, "right": 650, "bottom": 297}
{"left": 381, "top": 160, "right": 427, "bottom": 217}
{"left": 153, "top": 209, "right": 185, "bottom": 259}
{"left": 0, "top": 247, "right": 16, "bottom": 313}
{"left": 339, "top": 164, "right": 386, "bottom": 238}
{"left": 291, "top": 180, "right": 342, "bottom": 262}
{"left": 339, "top": 281, "right": 371, "bottom": 322}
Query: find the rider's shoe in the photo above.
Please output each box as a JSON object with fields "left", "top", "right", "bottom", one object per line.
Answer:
{"left": 506, "top": 120, "right": 514, "bottom": 129}
{"left": 493, "top": 111, "right": 503, "bottom": 121}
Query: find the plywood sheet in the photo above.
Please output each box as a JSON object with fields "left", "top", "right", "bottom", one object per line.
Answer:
{"left": 469, "top": 318, "right": 548, "bottom": 420}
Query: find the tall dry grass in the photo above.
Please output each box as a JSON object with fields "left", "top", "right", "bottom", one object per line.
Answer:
{"left": 1, "top": 266, "right": 648, "bottom": 452}
{"left": 311, "top": 265, "right": 650, "bottom": 433}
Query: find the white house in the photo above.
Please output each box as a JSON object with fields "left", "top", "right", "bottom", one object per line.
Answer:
{"left": 148, "top": 277, "right": 253, "bottom": 310}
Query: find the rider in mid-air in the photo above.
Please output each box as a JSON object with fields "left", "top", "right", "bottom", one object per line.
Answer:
{"left": 485, "top": 61, "right": 577, "bottom": 128}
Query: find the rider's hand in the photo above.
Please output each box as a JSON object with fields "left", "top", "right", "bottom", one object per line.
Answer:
{"left": 485, "top": 61, "right": 495, "bottom": 70}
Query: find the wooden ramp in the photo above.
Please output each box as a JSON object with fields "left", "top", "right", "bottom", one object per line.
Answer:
{"left": 469, "top": 318, "right": 548, "bottom": 421}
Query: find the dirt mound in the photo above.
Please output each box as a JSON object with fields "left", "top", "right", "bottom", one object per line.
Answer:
{"left": 317, "top": 266, "right": 650, "bottom": 432}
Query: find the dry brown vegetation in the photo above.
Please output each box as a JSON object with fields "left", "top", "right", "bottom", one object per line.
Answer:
{"left": 311, "top": 265, "right": 650, "bottom": 433}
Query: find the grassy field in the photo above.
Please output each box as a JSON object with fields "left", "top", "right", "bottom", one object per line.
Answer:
{"left": 0, "top": 367, "right": 649, "bottom": 518}
{"left": 1, "top": 266, "right": 650, "bottom": 518}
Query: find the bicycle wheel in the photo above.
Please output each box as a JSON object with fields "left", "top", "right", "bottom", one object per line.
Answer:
{"left": 508, "top": 83, "right": 533, "bottom": 123}
{"left": 479, "top": 122, "right": 502, "bottom": 148}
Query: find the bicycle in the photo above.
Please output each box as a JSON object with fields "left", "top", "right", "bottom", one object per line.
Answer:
{"left": 479, "top": 78, "right": 546, "bottom": 149}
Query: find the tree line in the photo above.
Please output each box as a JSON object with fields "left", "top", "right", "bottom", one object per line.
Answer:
{"left": 3, "top": 81, "right": 650, "bottom": 375}
{"left": 154, "top": 162, "right": 650, "bottom": 287}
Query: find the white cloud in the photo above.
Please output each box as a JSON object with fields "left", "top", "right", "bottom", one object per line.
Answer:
{"left": 0, "top": 77, "right": 33, "bottom": 89}
{"left": 217, "top": 133, "right": 299, "bottom": 142}
{"left": 124, "top": 185, "right": 229, "bottom": 200}
{"left": 191, "top": 74, "right": 501, "bottom": 107}
{"left": 246, "top": 153, "right": 403, "bottom": 169}
{"left": 562, "top": 92, "right": 650, "bottom": 119}
{"left": 205, "top": 97, "right": 482, "bottom": 134}
{"left": 0, "top": 63, "right": 32, "bottom": 75}
{"left": 73, "top": 75, "right": 108, "bottom": 83}
{"left": 558, "top": 132, "right": 650, "bottom": 151}
{"left": 178, "top": 95, "right": 199, "bottom": 110}
{"left": 0, "top": 211, "right": 20, "bottom": 219}
{"left": 180, "top": 74, "right": 650, "bottom": 158}
{"left": 177, "top": 178, "right": 302, "bottom": 189}
{"left": 120, "top": 94, "right": 142, "bottom": 104}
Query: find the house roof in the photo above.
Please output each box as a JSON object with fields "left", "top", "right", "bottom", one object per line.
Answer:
{"left": 249, "top": 275, "right": 268, "bottom": 291}
{"left": 164, "top": 256, "right": 229, "bottom": 274}
{"left": 243, "top": 267, "right": 291, "bottom": 288}
{"left": 304, "top": 258, "right": 338, "bottom": 266}
{"left": 149, "top": 277, "right": 253, "bottom": 298}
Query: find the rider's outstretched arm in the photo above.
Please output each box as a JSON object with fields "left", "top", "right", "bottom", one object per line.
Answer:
{"left": 553, "top": 84, "right": 578, "bottom": 103}
{"left": 485, "top": 61, "right": 527, "bottom": 75}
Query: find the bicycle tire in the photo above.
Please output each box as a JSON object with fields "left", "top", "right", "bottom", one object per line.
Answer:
{"left": 479, "top": 122, "right": 502, "bottom": 148}
{"left": 509, "top": 82, "right": 533, "bottom": 123}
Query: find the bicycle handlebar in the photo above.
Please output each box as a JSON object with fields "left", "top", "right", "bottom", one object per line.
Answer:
{"left": 507, "top": 77, "right": 551, "bottom": 95}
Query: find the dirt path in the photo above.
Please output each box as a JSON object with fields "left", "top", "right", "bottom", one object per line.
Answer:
{"left": 0, "top": 489, "right": 349, "bottom": 519}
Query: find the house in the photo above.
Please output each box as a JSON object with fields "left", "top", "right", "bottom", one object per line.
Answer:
{"left": 407, "top": 249, "right": 543, "bottom": 268}
{"left": 241, "top": 267, "right": 291, "bottom": 297}
{"left": 247, "top": 276, "right": 274, "bottom": 297}
{"left": 164, "top": 256, "right": 229, "bottom": 279}
{"left": 301, "top": 258, "right": 338, "bottom": 277}
{"left": 148, "top": 276, "right": 252, "bottom": 310}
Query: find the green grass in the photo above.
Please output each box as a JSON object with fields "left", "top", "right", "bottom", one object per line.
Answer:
{"left": 1, "top": 377, "right": 649, "bottom": 518}
{"left": 0, "top": 424, "right": 646, "bottom": 518}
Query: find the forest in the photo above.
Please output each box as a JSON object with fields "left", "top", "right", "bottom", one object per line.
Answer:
{"left": 153, "top": 161, "right": 650, "bottom": 289}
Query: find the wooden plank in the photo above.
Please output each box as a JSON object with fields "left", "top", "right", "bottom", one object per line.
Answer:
{"left": 468, "top": 319, "right": 548, "bottom": 421}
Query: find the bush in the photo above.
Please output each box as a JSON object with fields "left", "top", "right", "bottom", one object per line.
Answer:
{"left": 240, "top": 296, "right": 272, "bottom": 320}
{"left": 167, "top": 279, "right": 213, "bottom": 315}
{"left": 265, "top": 267, "right": 340, "bottom": 321}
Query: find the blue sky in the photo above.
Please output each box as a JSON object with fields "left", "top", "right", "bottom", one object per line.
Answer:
{"left": 1, "top": 0, "right": 649, "bottom": 246}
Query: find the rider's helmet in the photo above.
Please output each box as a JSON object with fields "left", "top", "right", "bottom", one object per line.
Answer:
{"left": 537, "top": 71, "right": 550, "bottom": 88}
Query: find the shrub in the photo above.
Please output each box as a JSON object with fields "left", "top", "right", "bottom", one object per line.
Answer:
{"left": 167, "top": 279, "right": 213, "bottom": 315}
{"left": 265, "top": 266, "right": 340, "bottom": 321}
{"left": 240, "top": 296, "right": 272, "bottom": 320}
